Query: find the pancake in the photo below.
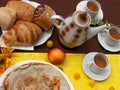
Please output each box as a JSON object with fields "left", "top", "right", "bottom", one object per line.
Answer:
{"left": 0, "top": 62, "right": 70, "bottom": 90}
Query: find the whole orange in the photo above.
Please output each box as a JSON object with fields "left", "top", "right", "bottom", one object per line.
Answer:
{"left": 48, "top": 48, "right": 66, "bottom": 64}
{"left": 46, "top": 40, "right": 54, "bottom": 48}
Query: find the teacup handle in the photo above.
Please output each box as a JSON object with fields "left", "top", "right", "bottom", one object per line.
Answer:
{"left": 87, "top": 61, "right": 93, "bottom": 68}
{"left": 87, "top": 61, "right": 100, "bottom": 74}
{"left": 51, "top": 15, "right": 65, "bottom": 29}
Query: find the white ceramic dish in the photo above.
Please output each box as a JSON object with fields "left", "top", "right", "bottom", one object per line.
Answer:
{"left": 76, "top": 1, "right": 103, "bottom": 23}
{"left": 0, "top": 60, "right": 74, "bottom": 90}
{"left": 97, "top": 31, "right": 120, "bottom": 52}
{"left": 0, "top": 0, "right": 54, "bottom": 50}
{"left": 82, "top": 52, "right": 111, "bottom": 81}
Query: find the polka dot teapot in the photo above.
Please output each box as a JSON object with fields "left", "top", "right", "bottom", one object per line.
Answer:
{"left": 51, "top": 11, "right": 110, "bottom": 48}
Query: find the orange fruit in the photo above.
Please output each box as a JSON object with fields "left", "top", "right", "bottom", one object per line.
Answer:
{"left": 46, "top": 40, "right": 54, "bottom": 48}
{"left": 48, "top": 48, "right": 65, "bottom": 64}
{"left": 74, "top": 72, "right": 80, "bottom": 79}
{"left": 109, "top": 86, "right": 115, "bottom": 90}
{"left": 89, "top": 79, "right": 96, "bottom": 87}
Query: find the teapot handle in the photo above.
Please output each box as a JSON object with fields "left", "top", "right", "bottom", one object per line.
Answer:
{"left": 51, "top": 15, "right": 65, "bottom": 29}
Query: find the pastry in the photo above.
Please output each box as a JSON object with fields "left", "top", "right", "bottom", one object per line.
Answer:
{"left": 0, "top": 7, "right": 16, "bottom": 30}
{"left": 33, "top": 4, "right": 55, "bottom": 31}
{"left": 6, "top": 1, "right": 35, "bottom": 22}
{"left": 2, "top": 20, "right": 42, "bottom": 46}
{"left": 1, "top": 62, "right": 70, "bottom": 90}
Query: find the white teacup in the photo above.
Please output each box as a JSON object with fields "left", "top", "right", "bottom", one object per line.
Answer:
{"left": 84, "top": 0, "right": 101, "bottom": 19}
{"left": 104, "top": 26, "right": 120, "bottom": 46}
{"left": 87, "top": 53, "right": 109, "bottom": 74}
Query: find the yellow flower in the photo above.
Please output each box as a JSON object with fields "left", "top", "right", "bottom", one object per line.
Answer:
{"left": 0, "top": 46, "right": 15, "bottom": 74}
{"left": 1, "top": 47, "right": 15, "bottom": 58}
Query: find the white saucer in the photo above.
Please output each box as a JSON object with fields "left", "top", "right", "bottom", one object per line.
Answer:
{"left": 76, "top": 1, "right": 103, "bottom": 23}
{"left": 82, "top": 52, "right": 111, "bottom": 81}
{"left": 98, "top": 31, "right": 120, "bottom": 52}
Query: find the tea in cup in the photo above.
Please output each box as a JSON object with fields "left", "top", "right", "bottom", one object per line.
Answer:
{"left": 85, "top": 0, "right": 101, "bottom": 19}
{"left": 87, "top": 53, "right": 109, "bottom": 74}
{"left": 104, "top": 26, "right": 120, "bottom": 46}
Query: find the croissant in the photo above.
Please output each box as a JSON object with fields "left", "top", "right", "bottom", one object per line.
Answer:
{"left": 6, "top": 1, "right": 35, "bottom": 22}
{"left": 2, "top": 20, "right": 42, "bottom": 46}
{"left": 0, "top": 7, "right": 16, "bottom": 30}
{"left": 33, "top": 4, "right": 55, "bottom": 31}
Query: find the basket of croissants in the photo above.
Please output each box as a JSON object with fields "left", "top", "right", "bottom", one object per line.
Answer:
{"left": 0, "top": 0, "right": 55, "bottom": 47}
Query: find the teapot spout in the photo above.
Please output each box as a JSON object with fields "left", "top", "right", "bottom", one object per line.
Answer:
{"left": 87, "top": 23, "right": 110, "bottom": 39}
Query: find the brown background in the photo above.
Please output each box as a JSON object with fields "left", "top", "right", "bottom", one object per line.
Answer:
{"left": 0, "top": 0, "right": 120, "bottom": 54}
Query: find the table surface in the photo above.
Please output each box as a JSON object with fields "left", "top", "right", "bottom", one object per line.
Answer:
{"left": 0, "top": 1, "right": 120, "bottom": 90}
{"left": 1, "top": 53, "right": 120, "bottom": 90}
{"left": 0, "top": 0, "right": 120, "bottom": 54}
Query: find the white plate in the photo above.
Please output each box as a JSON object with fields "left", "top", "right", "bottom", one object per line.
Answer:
{"left": 98, "top": 31, "right": 120, "bottom": 52}
{"left": 76, "top": 1, "right": 103, "bottom": 23}
{"left": 0, "top": 60, "right": 74, "bottom": 90}
{"left": 34, "top": 27, "right": 53, "bottom": 46}
{"left": 0, "top": 0, "right": 54, "bottom": 50}
{"left": 82, "top": 52, "right": 111, "bottom": 81}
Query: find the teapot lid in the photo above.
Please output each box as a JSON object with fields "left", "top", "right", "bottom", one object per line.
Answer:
{"left": 72, "top": 11, "right": 91, "bottom": 28}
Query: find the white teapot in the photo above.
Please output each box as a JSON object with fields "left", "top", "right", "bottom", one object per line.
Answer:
{"left": 51, "top": 11, "right": 110, "bottom": 48}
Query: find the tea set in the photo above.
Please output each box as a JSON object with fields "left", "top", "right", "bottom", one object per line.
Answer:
{"left": 51, "top": 0, "right": 120, "bottom": 81}
{"left": 52, "top": 0, "right": 120, "bottom": 50}
{"left": 51, "top": 1, "right": 110, "bottom": 48}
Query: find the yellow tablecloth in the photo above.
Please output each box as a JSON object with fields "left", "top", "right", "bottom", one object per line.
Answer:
{"left": 0, "top": 53, "right": 120, "bottom": 90}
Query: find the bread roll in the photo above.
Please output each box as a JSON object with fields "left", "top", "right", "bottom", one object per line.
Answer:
{"left": 6, "top": 1, "right": 35, "bottom": 22}
{"left": 33, "top": 4, "right": 55, "bottom": 31}
{"left": 2, "top": 20, "right": 42, "bottom": 46}
{"left": 0, "top": 7, "right": 16, "bottom": 30}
